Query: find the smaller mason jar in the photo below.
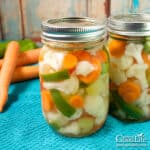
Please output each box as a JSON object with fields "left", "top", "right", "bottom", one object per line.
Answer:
{"left": 39, "top": 17, "right": 109, "bottom": 137}
{"left": 107, "top": 14, "right": 150, "bottom": 122}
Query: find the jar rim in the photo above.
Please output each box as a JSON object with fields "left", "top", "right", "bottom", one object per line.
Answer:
{"left": 108, "top": 13, "right": 150, "bottom": 36}
{"left": 41, "top": 17, "right": 106, "bottom": 42}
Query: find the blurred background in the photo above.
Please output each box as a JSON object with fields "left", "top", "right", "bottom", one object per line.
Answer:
{"left": 0, "top": 0, "right": 150, "bottom": 40}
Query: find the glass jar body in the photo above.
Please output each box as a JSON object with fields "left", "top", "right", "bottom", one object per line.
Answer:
{"left": 108, "top": 33, "right": 150, "bottom": 122}
{"left": 39, "top": 39, "right": 109, "bottom": 137}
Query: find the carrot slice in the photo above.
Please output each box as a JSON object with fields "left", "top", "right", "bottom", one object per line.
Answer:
{"left": 78, "top": 57, "right": 101, "bottom": 84}
{"left": 72, "top": 50, "right": 91, "bottom": 61}
{"left": 96, "top": 50, "right": 108, "bottom": 63}
{"left": 62, "top": 53, "right": 77, "bottom": 69}
{"left": 142, "top": 52, "right": 150, "bottom": 66}
{"left": 41, "top": 90, "right": 54, "bottom": 112}
{"left": 108, "top": 39, "right": 126, "bottom": 58}
{"left": 69, "top": 95, "right": 84, "bottom": 108}
{"left": 118, "top": 80, "right": 141, "bottom": 104}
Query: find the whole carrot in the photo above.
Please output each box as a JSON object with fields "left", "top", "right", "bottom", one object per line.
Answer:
{"left": 0, "top": 41, "right": 20, "bottom": 112}
{"left": 0, "top": 48, "right": 40, "bottom": 68}
{"left": 11, "top": 66, "right": 39, "bottom": 83}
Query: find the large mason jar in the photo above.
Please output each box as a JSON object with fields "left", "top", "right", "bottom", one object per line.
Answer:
{"left": 108, "top": 14, "right": 150, "bottom": 122}
{"left": 39, "top": 17, "right": 109, "bottom": 137}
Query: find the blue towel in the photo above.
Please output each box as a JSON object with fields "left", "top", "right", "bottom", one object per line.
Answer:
{"left": 0, "top": 79, "right": 150, "bottom": 150}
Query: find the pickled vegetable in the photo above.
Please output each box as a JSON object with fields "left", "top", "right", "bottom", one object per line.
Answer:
{"left": 109, "top": 37, "right": 150, "bottom": 121}
{"left": 51, "top": 89, "right": 76, "bottom": 117}
{"left": 41, "top": 69, "right": 70, "bottom": 81}
{"left": 40, "top": 44, "right": 109, "bottom": 136}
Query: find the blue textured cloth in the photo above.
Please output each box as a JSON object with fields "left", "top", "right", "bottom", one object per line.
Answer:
{"left": 0, "top": 79, "right": 150, "bottom": 150}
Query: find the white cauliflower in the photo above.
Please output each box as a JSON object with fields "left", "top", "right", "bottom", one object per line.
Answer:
{"left": 59, "top": 122, "right": 80, "bottom": 135}
{"left": 84, "top": 96, "right": 106, "bottom": 124}
{"left": 110, "top": 55, "right": 134, "bottom": 70}
{"left": 135, "top": 89, "right": 150, "bottom": 106}
{"left": 110, "top": 65, "right": 127, "bottom": 85}
{"left": 43, "top": 76, "right": 79, "bottom": 94}
{"left": 68, "top": 109, "right": 83, "bottom": 120}
{"left": 125, "top": 43, "right": 144, "bottom": 64}
{"left": 75, "top": 61, "right": 95, "bottom": 76}
{"left": 126, "top": 64, "right": 148, "bottom": 89}
{"left": 43, "top": 49, "right": 66, "bottom": 71}
{"left": 47, "top": 111, "right": 69, "bottom": 126}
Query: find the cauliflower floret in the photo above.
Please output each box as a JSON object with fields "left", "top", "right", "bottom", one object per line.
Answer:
{"left": 125, "top": 43, "right": 144, "bottom": 64}
{"left": 110, "top": 65, "right": 127, "bottom": 85}
{"left": 68, "top": 109, "right": 83, "bottom": 120}
{"left": 75, "top": 61, "right": 95, "bottom": 76}
{"left": 111, "top": 55, "right": 134, "bottom": 70}
{"left": 140, "top": 105, "right": 150, "bottom": 117}
{"left": 43, "top": 50, "right": 66, "bottom": 71}
{"left": 47, "top": 111, "right": 69, "bottom": 126}
{"left": 84, "top": 96, "right": 106, "bottom": 124}
{"left": 43, "top": 76, "right": 79, "bottom": 94}
{"left": 59, "top": 122, "right": 80, "bottom": 135}
{"left": 135, "top": 89, "right": 150, "bottom": 106}
{"left": 126, "top": 64, "right": 148, "bottom": 89}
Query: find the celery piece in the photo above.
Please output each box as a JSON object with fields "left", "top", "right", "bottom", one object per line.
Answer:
{"left": 101, "top": 63, "right": 109, "bottom": 74}
{"left": 112, "top": 91, "right": 144, "bottom": 120}
{"left": 41, "top": 70, "right": 70, "bottom": 82}
{"left": 78, "top": 117, "right": 94, "bottom": 134}
{"left": 143, "top": 41, "right": 150, "bottom": 53}
{"left": 51, "top": 89, "right": 76, "bottom": 117}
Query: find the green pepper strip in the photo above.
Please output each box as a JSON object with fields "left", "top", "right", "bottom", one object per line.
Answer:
{"left": 112, "top": 91, "right": 144, "bottom": 120}
{"left": 41, "top": 69, "right": 70, "bottom": 82}
{"left": 51, "top": 89, "right": 76, "bottom": 117}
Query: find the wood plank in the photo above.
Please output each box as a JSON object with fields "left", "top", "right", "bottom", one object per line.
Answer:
{"left": 138, "top": 0, "right": 150, "bottom": 13}
{"left": 22, "top": 0, "right": 87, "bottom": 39}
{"left": 111, "top": 0, "right": 129, "bottom": 15}
{"left": 0, "top": 0, "right": 22, "bottom": 40}
{"left": 87, "top": 0, "right": 107, "bottom": 21}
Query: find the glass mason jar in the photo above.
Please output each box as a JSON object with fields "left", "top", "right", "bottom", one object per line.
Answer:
{"left": 108, "top": 14, "right": 150, "bottom": 122}
{"left": 39, "top": 17, "right": 109, "bottom": 137}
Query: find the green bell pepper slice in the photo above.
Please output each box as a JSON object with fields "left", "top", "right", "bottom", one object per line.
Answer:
{"left": 112, "top": 91, "right": 144, "bottom": 120}
{"left": 51, "top": 89, "right": 76, "bottom": 117}
{"left": 41, "top": 69, "right": 70, "bottom": 82}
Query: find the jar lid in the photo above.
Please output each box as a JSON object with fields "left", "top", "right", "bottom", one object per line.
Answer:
{"left": 108, "top": 14, "right": 150, "bottom": 36}
{"left": 41, "top": 17, "right": 106, "bottom": 42}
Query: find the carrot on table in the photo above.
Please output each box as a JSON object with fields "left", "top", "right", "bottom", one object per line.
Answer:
{"left": 78, "top": 57, "right": 101, "bottom": 84}
{"left": 62, "top": 53, "right": 78, "bottom": 69}
{"left": 11, "top": 66, "right": 39, "bottom": 83}
{"left": 0, "top": 48, "right": 40, "bottom": 68}
{"left": 108, "top": 39, "right": 126, "bottom": 58}
{"left": 118, "top": 80, "right": 141, "bottom": 104}
{"left": 0, "top": 41, "right": 20, "bottom": 112}
{"left": 41, "top": 90, "right": 54, "bottom": 112}
{"left": 69, "top": 95, "right": 84, "bottom": 108}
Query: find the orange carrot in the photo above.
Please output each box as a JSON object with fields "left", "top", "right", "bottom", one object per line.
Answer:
{"left": 96, "top": 50, "right": 108, "bottom": 63}
{"left": 108, "top": 39, "right": 126, "bottom": 58}
{"left": 72, "top": 50, "right": 91, "bottom": 61}
{"left": 0, "top": 48, "right": 40, "bottom": 68}
{"left": 78, "top": 57, "right": 101, "bottom": 84}
{"left": 69, "top": 95, "right": 84, "bottom": 108}
{"left": 62, "top": 53, "right": 78, "bottom": 69}
{"left": 142, "top": 52, "right": 150, "bottom": 66}
{"left": 41, "top": 90, "right": 54, "bottom": 112}
{"left": 11, "top": 66, "right": 39, "bottom": 83}
{"left": 118, "top": 80, "right": 141, "bottom": 104}
{"left": 0, "top": 41, "right": 20, "bottom": 112}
